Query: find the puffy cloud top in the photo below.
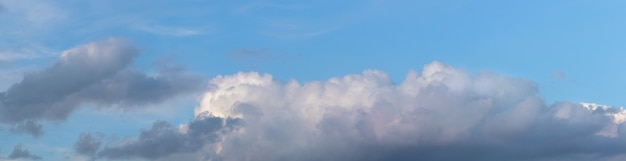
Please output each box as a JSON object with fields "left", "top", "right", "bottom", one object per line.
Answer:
{"left": 189, "top": 62, "right": 626, "bottom": 161}
{"left": 74, "top": 61, "right": 626, "bottom": 161}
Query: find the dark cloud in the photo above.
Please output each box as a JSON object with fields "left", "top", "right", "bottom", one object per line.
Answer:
{"left": 8, "top": 145, "right": 41, "bottom": 160}
{"left": 9, "top": 120, "right": 42, "bottom": 137}
{"left": 78, "top": 68, "right": 204, "bottom": 107}
{"left": 294, "top": 103, "right": 626, "bottom": 161}
{"left": 79, "top": 114, "right": 241, "bottom": 160}
{"left": 0, "top": 38, "right": 205, "bottom": 136}
{"left": 0, "top": 38, "right": 139, "bottom": 123}
{"left": 74, "top": 133, "right": 101, "bottom": 157}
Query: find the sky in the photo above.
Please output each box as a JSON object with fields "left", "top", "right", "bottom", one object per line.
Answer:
{"left": 1, "top": 0, "right": 626, "bottom": 160}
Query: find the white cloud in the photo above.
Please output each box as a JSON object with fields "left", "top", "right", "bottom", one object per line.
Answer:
{"left": 76, "top": 61, "right": 626, "bottom": 161}
{"left": 190, "top": 61, "right": 626, "bottom": 161}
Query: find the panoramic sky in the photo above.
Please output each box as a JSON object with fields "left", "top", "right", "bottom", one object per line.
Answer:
{"left": 1, "top": 0, "right": 626, "bottom": 161}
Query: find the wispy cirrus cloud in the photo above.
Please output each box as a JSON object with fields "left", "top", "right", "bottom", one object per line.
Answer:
{"left": 136, "top": 25, "right": 205, "bottom": 37}
{"left": 0, "top": 0, "right": 67, "bottom": 28}
{"left": 235, "top": 0, "right": 385, "bottom": 40}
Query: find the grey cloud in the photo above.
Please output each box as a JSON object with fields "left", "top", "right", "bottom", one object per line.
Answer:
{"left": 74, "top": 133, "right": 101, "bottom": 157}
{"left": 0, "top": 38, "right": 138, "bottom": 123}
{"left": 78, "top": 68, "right": 204, "bottom": 107}
{"left": 9, "top": 120, "right": 42, "bottom": 137}
{"left": 8, "top": 145, "right": 41, "bottom": 160}
{"left": 89, "top": 114, "right": 241, "bottom": 160}
{"left": 304, "top": 104, "right": 626, "bottom": 161}
{"left": 0, "top": 38, "right": 205, "bottom": 136}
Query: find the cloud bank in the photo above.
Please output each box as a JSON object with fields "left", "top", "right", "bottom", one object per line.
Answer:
{"left": 0, "top": 38, "right": 205, "bottom": 136}
{"left": 77, "top": 61, "right": 626, "bottom": 161}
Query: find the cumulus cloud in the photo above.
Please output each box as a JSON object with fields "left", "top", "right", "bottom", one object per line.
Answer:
{"left": 7, "top": 145, "right": 41, "bottom": 160}
{"left": 79, "top": 61, "right": 626, "bottom": 161}
{"left": 0, "top": 38, "right": 205, "bottom": 136}
{"left": 75, "top": 114, "right": 241, "bottom": 160}
{"left": 198, "top": 61, "right": 626, "bottom": 161}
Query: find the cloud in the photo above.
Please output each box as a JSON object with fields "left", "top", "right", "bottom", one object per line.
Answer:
{"left": 0, "top": 38, "right": 205, "bottom": 136}
{"left": 0, "top": 0, "right": 57, "bottom": 40}
{"left": 552, "top": 70, "right": 567, "bottom": 79}
{"left": 0, "top": 52, "right": 43, "bottom": 62}
{"left": 74, "top": 133, "right": 101, "bottom": 157}
{"left": 137, "top": 25, "right": 204, "bottom": 37}
{"left": 9, "top": 120, "right": 42, "bottom": 137}
{"left": 76, "top": 61, "right": 626, "bottom": 161}
{"left": 195, "top": 61, "right": 626, "bottom": 161}
{"left": 230, "top": 48, "right": 300, "bottom": 69}
{"left": 76, "top": 114, "right": 241, "bottom": 160}
{"left": 231, "top": 48, "right": 272, "bottom": 68}
{"left": 231, "top": 48, "right": 269, "bottom": 59}
{"left": 7, "top": 145, "right": 41, "bottom": 160}
{"left": 252, "top": 1, "right": 385, "bottom": 39}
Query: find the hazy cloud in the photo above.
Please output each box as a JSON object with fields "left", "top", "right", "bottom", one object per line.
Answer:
{"left": 231, "top": 48, "right": 269, "bottom": 59}
{"left": 552, "top": 70, "right": 567, "bottom": 79}
{"left": 7, "top": 145, "right": 41, "bottom": 160}
{"left": 137, "top": 25, "right": 204, "bottom": 37}
{"left": 231, "top": 48, "right": 272, "bottom": 68}
{"left": 9, "top": 120, "right": 42, "bottom": 137}
{"left": 230, "top": 48, "right": 300, "bottom": 69}
{"left": 0, "top": 38, "right": 205, "bottom": 136}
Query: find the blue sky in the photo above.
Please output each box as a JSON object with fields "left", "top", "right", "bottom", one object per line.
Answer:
{"left": 2, "top": 0, "right": 626, "bottom": 160}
